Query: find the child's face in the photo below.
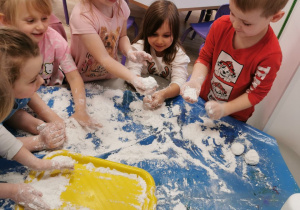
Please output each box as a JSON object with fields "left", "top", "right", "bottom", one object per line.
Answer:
{"left": 14, "top": 4, "right": 50, "bottom": 43}
{"left": 148, "top": 20, "right": 173, "bottom": 57}
{"left": 229, "top": 0, "right": 273, "bottom": 39}
{"left": 13, "top": 55, "right": 44, "bottom": 99}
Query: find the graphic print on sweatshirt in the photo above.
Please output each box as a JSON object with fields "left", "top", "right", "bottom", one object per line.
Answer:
{"left": 80, "top": 27, "right": 120, "bottom": 78}
{"left": 209, "top": 51, "right": 243, "bottom": 101}
{"left": 147, "top": 61, "right": 170, "bottom": 79}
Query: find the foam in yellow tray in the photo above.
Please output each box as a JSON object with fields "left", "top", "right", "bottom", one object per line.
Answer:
{"left": 16, "top": 150, "right": 156, "bottom": 210}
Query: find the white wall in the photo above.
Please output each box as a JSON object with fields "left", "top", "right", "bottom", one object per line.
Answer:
{"left": 248, "top": 1, "right": 300, "bottom": 187}
{"left": 247, "top": 1, "right": 300, "bottom": 130}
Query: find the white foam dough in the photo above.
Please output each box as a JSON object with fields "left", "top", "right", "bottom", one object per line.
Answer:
{"left": 244, "top": 149, "right": 260, "bottom": 165}
{"left": 230, "top": 142, "right": 244, "bottom": 156}
{"left": 183, "top": 87, "right": 198, "bottom": 101}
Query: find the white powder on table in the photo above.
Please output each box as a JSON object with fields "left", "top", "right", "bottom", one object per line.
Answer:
{"left": 244, "top": 149, "right": 260, "bottom": 165}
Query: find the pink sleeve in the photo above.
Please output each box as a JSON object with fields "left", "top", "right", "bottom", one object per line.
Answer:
{"left": 49, "top": 29, "right": 77, "bottom": 73}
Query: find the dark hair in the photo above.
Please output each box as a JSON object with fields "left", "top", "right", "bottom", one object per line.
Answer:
{"left": 134, "top": 0, "right": 181, "bottom": 65}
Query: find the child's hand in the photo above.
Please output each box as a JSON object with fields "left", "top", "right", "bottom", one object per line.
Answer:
{"left": 205, "top": 101, "right": 226, "bottom": 120}
{"left": 127, "top": 49, "right": 152, "bottom": 66}
{"left": 143, "top": 91, "right": 165, "bottom": 109}
{"left": 130, "top": 76, "right": 158, "bottom": 95}
{"left": 180, "top": 77, "right": 205, "bottom": 103}
{"left": 33, "top": 159, "right": 74, "bottom": 171}
{"left": 37, "top": 122, "right": 66, "bottom": 150}
{"left": 11, "top": 183, "right": 50, "bottom": 210}
{"left": 71, "top": 111, "right": 102, "bottom": 130}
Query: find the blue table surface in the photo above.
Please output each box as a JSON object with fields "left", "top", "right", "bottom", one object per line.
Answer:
{"left": 1, "top": 84, "right": 299, "bottom": 209}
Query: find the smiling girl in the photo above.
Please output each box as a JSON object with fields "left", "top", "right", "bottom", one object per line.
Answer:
{"left": 0, "top": 0, "right": 101, "bottom": 129}
{"left": 126, "top": 0, "right": 190, "bottom": 109}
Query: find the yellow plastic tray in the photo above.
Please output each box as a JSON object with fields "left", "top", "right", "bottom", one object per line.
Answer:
{"left": 16, "top": 150, "right": 156, "bottom": 210}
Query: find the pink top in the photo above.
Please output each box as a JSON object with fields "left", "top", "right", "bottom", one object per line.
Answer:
{"left": 39, "top": 27, "right": 77, "bottom": 85}
{"left": 70, "top": 0, "right": 130, "bottom": 82}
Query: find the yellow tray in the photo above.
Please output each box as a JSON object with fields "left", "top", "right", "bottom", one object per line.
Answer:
{"left": 16, "top": 150, "right": 156, "bottom": 210}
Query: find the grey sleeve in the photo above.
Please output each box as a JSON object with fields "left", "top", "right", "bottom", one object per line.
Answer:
{"left": 0, "top": 125, "right": 23, "bottom": 160}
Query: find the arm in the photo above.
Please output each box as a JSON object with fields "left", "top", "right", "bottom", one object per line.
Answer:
{"left": 28, "top": 93, "right": 63, "bottom": 124}
{"left": 205, "top": 93, "right": 252, "bottom": 120}
{"left": 65, "top": 70, "right": 101, "bottom": 128}
{"left": 119, "top": 20, "right": 152, "bottom": 66}
{"left": 144, "top": 83, "right": 180, "bottom": 109}
{"left": 0, "top": 183, "right": 50, "bottom": 210}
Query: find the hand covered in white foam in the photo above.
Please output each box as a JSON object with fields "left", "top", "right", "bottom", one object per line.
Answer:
{"left": 11, "top": 183, "right": 50, "bottom": 210}
{"left": 127, "top": 49, "right": 152, "bottom": 66}
{"left": 71, "top": 111, "right": 102, "bottom": 130}
{"left": 37, "top": 122, "right": 66, "bottom": 150}
{"left": 143, "top": 90, "right": 165, "bottom": 110}
{"left": 205, "top": 100, "right": 226, "bottom": 120}
{"left": 180, "top": 77, "right": 205, "bottom": 103}
{"left": 130, "top": 75, "right": 158, "bottom": 95}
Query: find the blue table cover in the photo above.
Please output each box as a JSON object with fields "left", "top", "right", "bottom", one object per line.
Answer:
{"left": 1, "top": 84, "right": 299, "bottom": 209}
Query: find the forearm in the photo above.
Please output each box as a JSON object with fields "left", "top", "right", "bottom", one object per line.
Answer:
{"left": 66, "top": 71, "right": 87, "bottom": 113}
{"left": 190, "top": 62, "right": 208, "bottom": 81}
{"left": 223, "top": 93, "right": 252, "bottom": 116}
{"left": 0, "top": 183, "right": 17, "bottom": 199}
{"left": 4, "top": 110, "right": 44, "bottom": 135}
{"left": 12, "top": 146, "right": 42, "bottom": 169}
{"left": 17, "top": 136, "right": 44, "bottom": 152}
{"left": 28, "top": 93, "right": 62, "bottom": 123}
{"left": 160, "top": 83, "right": 180, "bottom": 100}
{"left": 80, "top": 34, "right": 135, "bottom": 82}
{"left": 119, "top": 35, "right": 132, "bottom": 57}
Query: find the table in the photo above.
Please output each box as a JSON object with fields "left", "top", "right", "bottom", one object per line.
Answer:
{"left": 1, "top": 82, "right": 299, "bottom": 209}
{"left": 129, "top": 0, "right": 229, "bottom": 11}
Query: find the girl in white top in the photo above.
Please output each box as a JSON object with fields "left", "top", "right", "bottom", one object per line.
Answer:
{"left": 126, "top": 0, "right": 190, "bottom": 109}
{"left": 70, "top": 0, "right": 157, "bottom": 94}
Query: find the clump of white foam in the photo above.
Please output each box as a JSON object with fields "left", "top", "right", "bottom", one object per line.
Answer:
{"left": 141, "top": 76, "right": 158, "bottom": 89}
{"left": 231, "top": 142, "right": 245, "bottom": 156}
{"left": 183, "top": 87, "right": 198, "bottom": 101}
{"left": 244, "top": 149, "right": 259, "bottom": 165}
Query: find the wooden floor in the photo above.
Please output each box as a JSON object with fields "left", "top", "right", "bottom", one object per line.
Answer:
{"left": 52, "top": 0, "right": 208, "bottom": 75}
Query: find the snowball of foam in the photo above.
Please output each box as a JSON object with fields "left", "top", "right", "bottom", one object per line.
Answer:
{"left": 183, "top": 87, "right": 198, "bottom": 101}
{"left": 231, "top": 142, "right": 244, "bottom": 156}
{"left": 244, "top": 149, "right": 260, "bottom": 165}
{"left": 141, "top": 76, "right": 157, "bottom": 89}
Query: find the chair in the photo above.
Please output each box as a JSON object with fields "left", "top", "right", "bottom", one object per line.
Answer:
{"left": 121, "top": 0, "right": 139, "bottom": 65}
{"left": 181, "top": 4, "right": 230, "bottom": 43}
{"left": 62, "top": 0, "right": 69, "bottom": 25}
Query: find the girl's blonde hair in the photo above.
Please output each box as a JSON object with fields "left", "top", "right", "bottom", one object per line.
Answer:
{"left": 0, "top": 54, "right": 14, "bottom": 122}
{"left": 134, "top": 0, "right": 181, "bottom": 65}
{"left": 0, "top": 0, "right": 52, "bottom": 25}
{"left": 0, "top": 27, "right": 40, "bottom": 86}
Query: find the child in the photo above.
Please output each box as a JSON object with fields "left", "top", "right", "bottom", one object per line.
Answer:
{"left": 0, "top": 0, "right": 100, "bottom": 129}
{"left": 126, "top": 0, "right": 190, "bottom": 109}
{"left": 69, "top": 0, "right": 158, "bottom": 94}
{"left": 181, "top": 0, "right": 287, "bottom": 122}
{"left": 0, "top": 26, "right": 67, "bottom": 152}
{"left": 0, "top": 27, "right": 74, "bottom": 210}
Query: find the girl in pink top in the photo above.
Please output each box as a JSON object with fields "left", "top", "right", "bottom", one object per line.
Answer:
{"left": 0, "top": 0, "right": 101, "bottom": 129}
{"left": 70, "top": 0, "right": 157, "bottom": 94}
